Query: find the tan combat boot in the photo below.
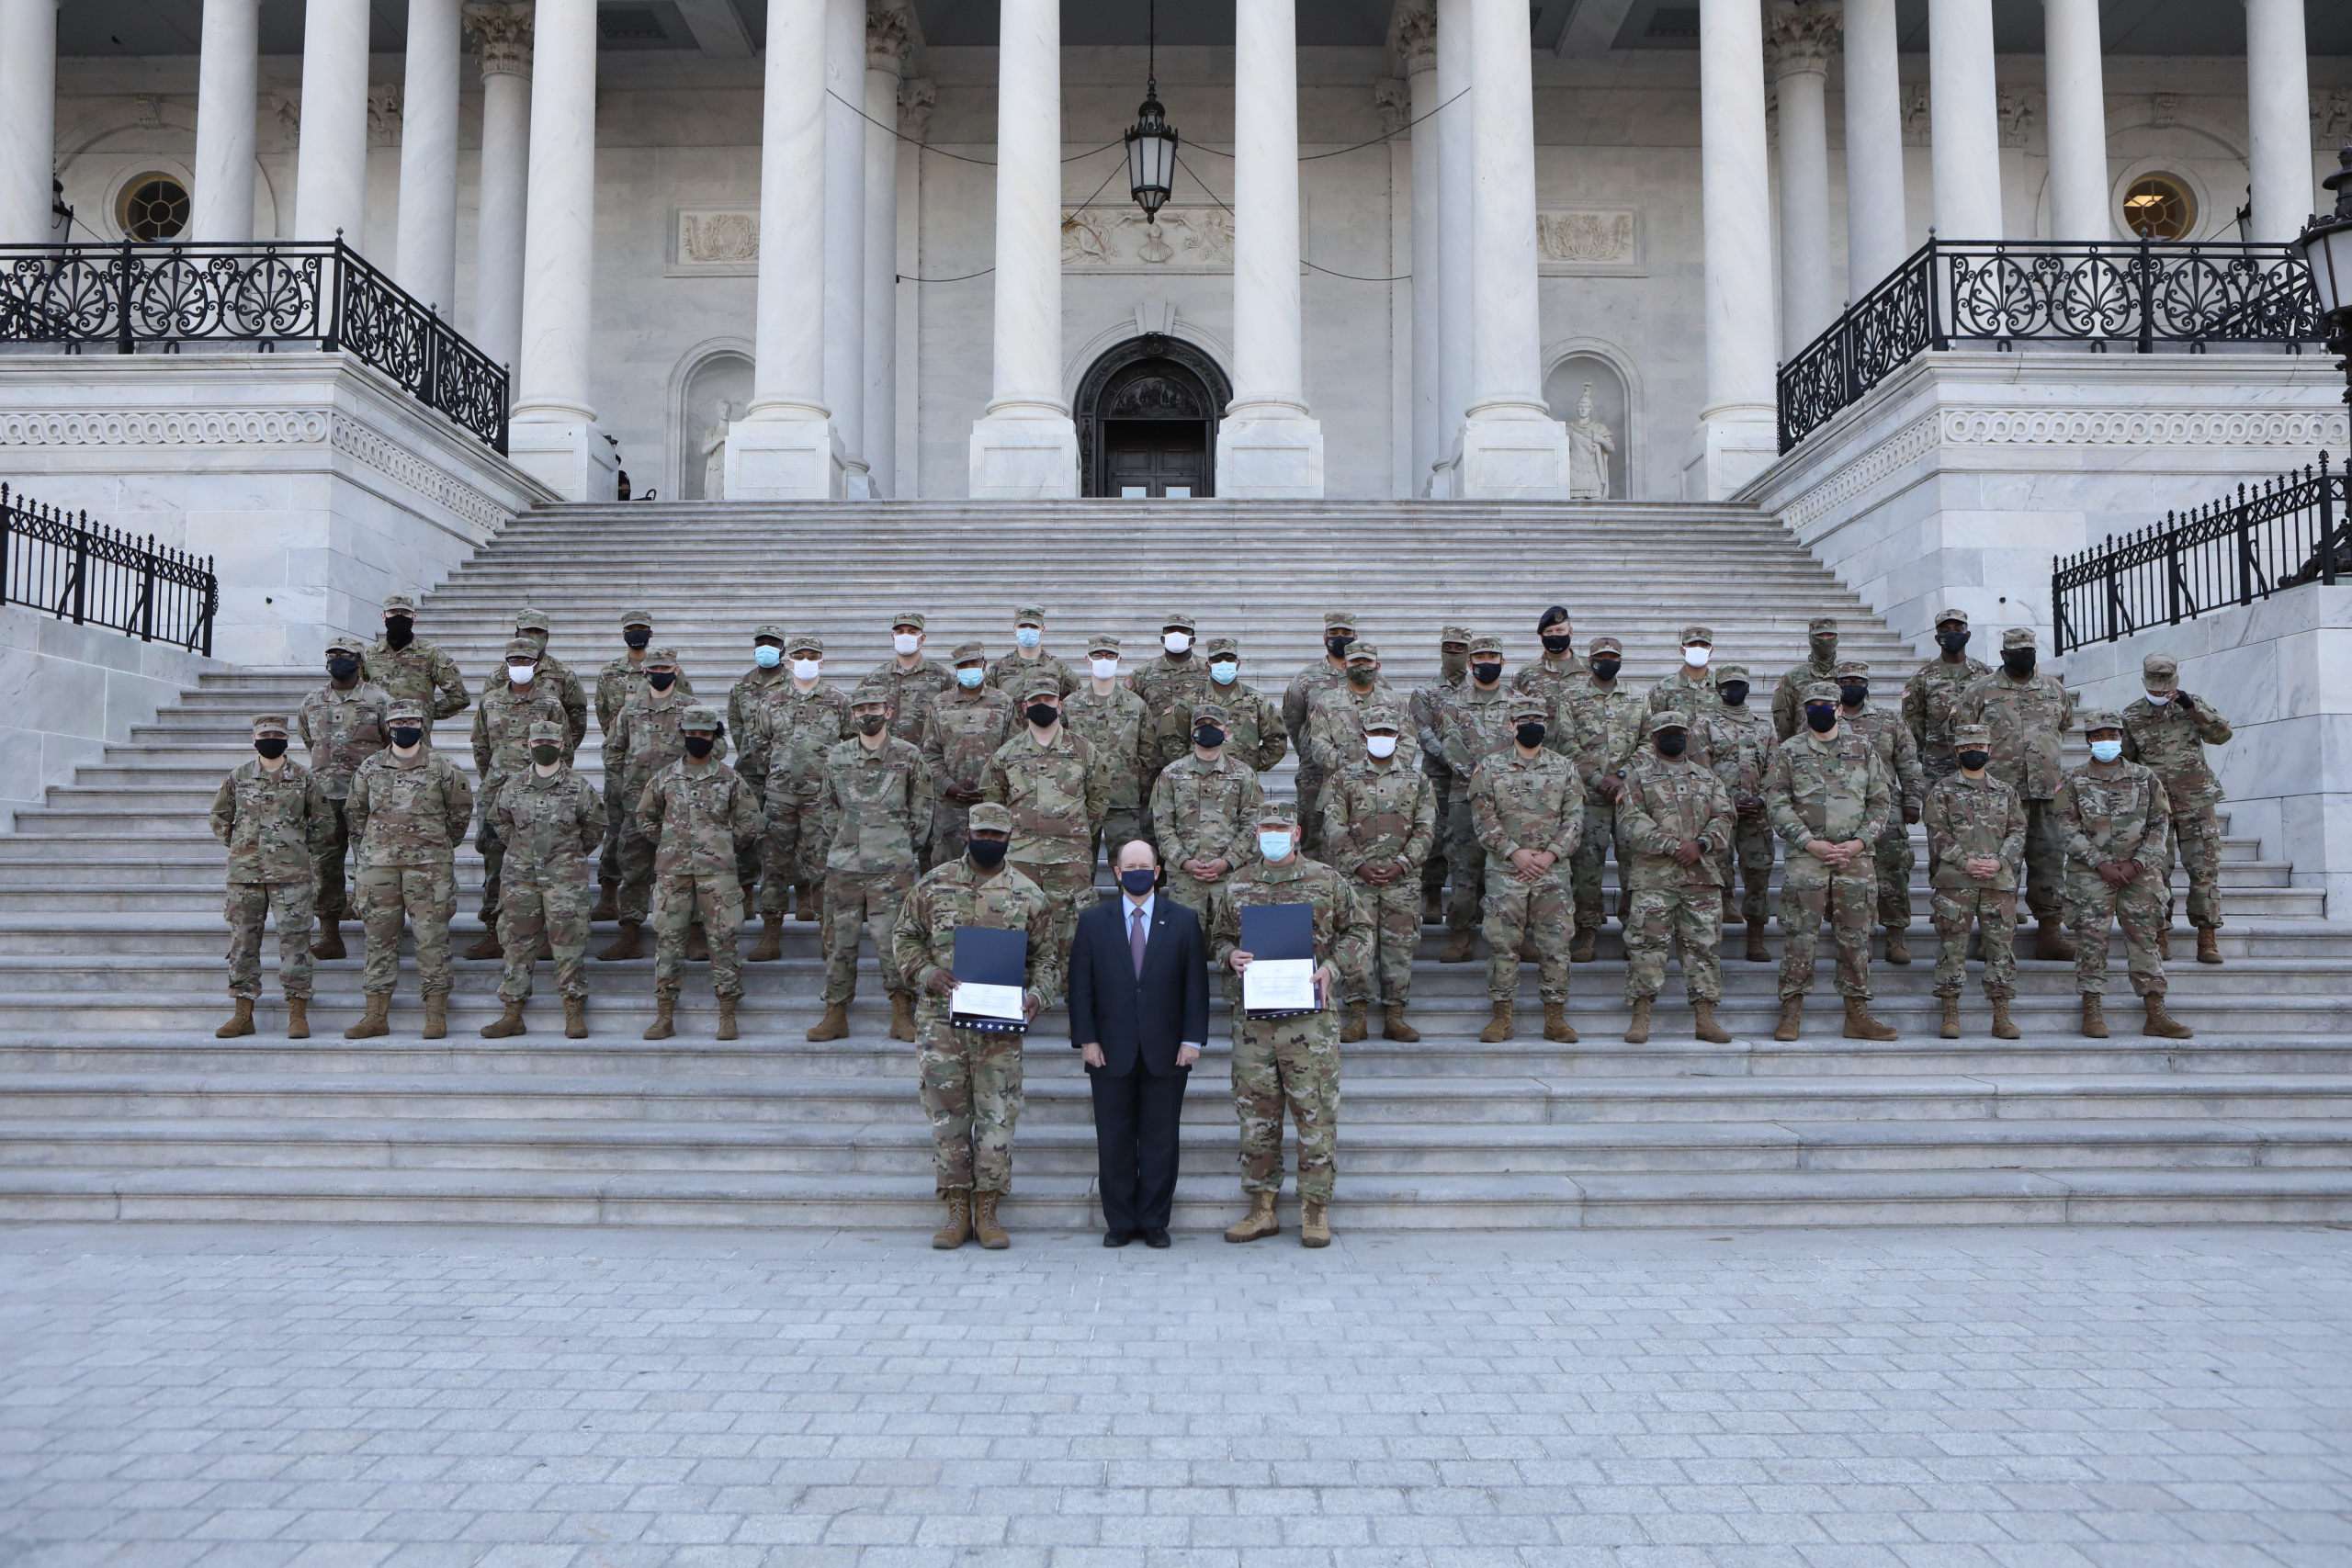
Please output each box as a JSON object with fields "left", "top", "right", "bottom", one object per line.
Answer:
{"left": 216, "top": 998, "right": 254, "bottom": 1039}
{"left": 285, "top": 997, "right": 309, "bottom": 1039}
{"left": 597, "top": 920, "right": 642, "bottom": 962}
{"left": 1772, "top": 995, "right": 1804, "bottom": 1042}
{"left": 590, "top": 880, "right": 619, "bottom": 922}
{"left": 806, "top": 1001, "right": 850, "bottom": 1042}
{"left": 564, "top": 997, "right": 588, "bottom": 1039}
{"left": 1623, "top": 997, "right": 1652, "bottom": 1044}
{"left": 2157, "top": 927, "right": 2172, "bottom": 962}
{"left": 1478, "top": 1000, "right": 1514, "bottom": 1043}
{"left": 888, "top": 991, "right": 916, "bottom": 1043}
{"left": 2143, "top": 994, "right": 2194, "bottom": 1040}
{"left": 463, "top": 931, "right": 503, "bottom": 961}
{"left": 2079, "top": 994, "right": 2109, "bottom": 1039}
{"left": 933, "top": 1189, "right": 973, "bottom": 1249}
{"left": 1224, "top": 1190, "right": 1279, "bottom": 1243}
{"left": 1438, "top": 931, "right": 1475, "bottom": 964}
{"left": 1990, "top": 996, "right": 2019, "bottom": 1040}
{"left": 716, "top": 996, "right": 740, "bottom": 1041}
{"left": 795, "top": 885, "right": 820, "bottom": 922}
{"left": 481, "top": 999, "right": 526, "bottom": 1038}
{"left": 684, "top": 921, "right": 711, "bottom": 962}
{"left": 345, "top": 993, "right": 390, "bottom": 1040}
{"left": 1745, "top": 927, "right": 1770, "bottom": 964}
{"left": 645, "top": 996, "right": 676, "bottom": 1041}
{"left": 2034, "top": 917, "right": 2075, "bottom": 962}
{"left": 1340, "top": 1000, "right": 1367, "bottom": 1043}
{"left": 1300, "top": 1200, "right": 1331, "bottom": 1248}
{"left": 1422, "top": 888, "right": 1444, "bottom": 924}
{"left": 2196, "top": 927, "right": 2222, "bottom": 964}
{"left": 747, "top": 914, "right": 785, "bottom": 963}
{"left": 1841, "top": 997, "right": 1896, "bottom": 1041}
{"left": 1381, "top": 1003, "right": 1419, "bottom": 1042}
{"left": 1569, "top": 930, "right": 1599, "bottom": 964}
{"left": 973, "top": 1191, "right": 1010, "bottom": 1249}
{"left": 1691, "top": 999, "right": 1732, "bottom": 1044}
{"left": 1883, "top": 925, "right": 1911, "bottom": 965}
{"left": 1939, "top": 995, "right": 1962, "bottom": 1039}
{"left": 422, "top": 994, "right": 448, "bottom": 1040}
{"left": 310, "top": 919, "right": 345, "bottom": 961}
{"left": 1544, "top": 1000, "right": 1577, "bottom": 1043}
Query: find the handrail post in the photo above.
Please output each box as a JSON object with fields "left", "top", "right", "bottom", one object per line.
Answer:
{"left": 2323, "top": 451, "right": 2339, "bottom": 588}
{"left": 138, "top": 553, "right": 155, "bottom": 644}
{"left": 69, "top": 522, "right": 87, "bottom": 625}
{"left": 1928, "top": 241, "right": 1949, "bottom": 353}
{"left": 0, "top": 483, "right": 10, "bottom": 609}
{"left": 115, "top": 238, "right": 135, "bottom": 355}
{"left": 324, "top": 236, "right": 345, "bottom": 354}
{"left": 2136, "top": 233, "right": 2154, "bottom": 354}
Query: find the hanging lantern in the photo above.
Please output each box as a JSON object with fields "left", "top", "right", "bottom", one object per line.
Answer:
{"left": 1125, "top": 0, "right": 1177, "bottom": 220}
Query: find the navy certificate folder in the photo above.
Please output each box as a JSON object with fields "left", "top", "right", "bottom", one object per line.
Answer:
{"left": 950, "top": 924, "right": 1029, "bottom": 1033}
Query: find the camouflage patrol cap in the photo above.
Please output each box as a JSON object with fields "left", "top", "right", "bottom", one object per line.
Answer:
{"left": 503, "top": 637, "right": 539, "bottom": 661}
{"left": 1934, "top": 607, "right": 1970, "bottom": 627}
{"left": 1012, "top": 604, "right": 1046, "bottom": 626}
{"left": 752, "top": 622, "right": 787, "bottom": 644}
{"left": 324, "top": 633, "right": 368, "bottom": 659}
{"left": 1832, "top": 660, "right": 1870, "bottom": 680}
{"left": 967, "top": 802, "right": 1015, "bottom": 834}
{"left": 1193, "top": 701, "right": 1231, "bottom": 726}
{"left": 1510, "top": 697, "right": 1551, "bottom": 722}
{"left": 786, "top": 630, "right": 824, "bottom": 655}
{"left": 850, "top": 677, "right": 895, "bottom": 707}
{"left": 381, "top": 592, "right": 418, "bottom": 615}
{"left": 1713, "top": 661, "right": 1750, "bottom": 685}
{"left": 2081, "top": 709, "right": 2125, "bottom": 734}
{"left": 1361, "top": 704, "right": 1404, "bottom": 732}
{"left": 619, "top": 607, "right": 653, "bottom": 627}
{"left": 1953, "top": 724, "right": 1992, "bottom": 748}
{"left": 2143, "top": 652, "right": 2179, "bottom": 684}
{"left": 1469, "top": 631, "right": 1506, "bottom": 657}
{"left": 1802, "top": 682, "right": 1841, "bottom": 705}
{"left": 526, "top": 719, "right": 565, "bottom": 746}
{"left": 646, "top": 646, "right": 680, "bottom": 667}
{"left": 1204, "top": 637, "right": 1239, "bottom": 659}
{"left": 1645, "top": 710, "right": 1690, "bottom": 735}
{"left": 386, "top": 700, "right": 426, "bottom": 724}
{"left": 949, "top": 639, "right": 987, "bottom": 664}
{"left": 513, "top": 605, "right": 550, "bottom": 633}
{"left": 1021, "top": 676, "right": 1063, "bottom": 703}
{"left": 1589, "top": 635, "right": 1623, "bottom": 655}
{"left": 1255, "top": 801, "right": 1300, "bottom": 829}
{"left": 1344, "top": 639, "right": 1381, "bottom": 661}
{"left": 890, "top": 610, "right": 926, "bottom": 631}
{"left": 1679, "top": 625, "right": 1713, "bottom": 645}
{"left": 1162, "top": 610, "right": 1196, "bottom": 632}
{"left": 680, "top": 705, "right": 721, "bottom": 731}
{"left": 2002, "top": 626, "right": 2037, "bottom": 650}
{"left": 251, "top": 714, "right": 290, "bottom": 738}
{"left": 1807, "top": 615, "right": 1838, "bottom": 634}
{"left": 1440, "top": 624, "right": 1474, "bottom": 646}
{"left": 1087, "top": 632, "right": 1121, "bottom": 654}
{"left": 1323, "top": 609, "right": 1357, "bottom": 630}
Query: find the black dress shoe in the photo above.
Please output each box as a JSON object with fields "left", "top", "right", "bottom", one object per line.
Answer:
{"left": 1102, "top": 1230, "right": 1134, "bottom": 1247}
{"left": 1143, "top": 1227, "right": 1171, "bottom": 1249}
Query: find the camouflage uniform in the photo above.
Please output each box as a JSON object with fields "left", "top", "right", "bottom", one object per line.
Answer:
{"left": 1834, "top": 661, "right": 1926, "bottom": 933}
{"left": 639, "top": 709, "right": 763, "bottom": 1002}
{"left": 295, "top": 641, "right": 388, "bottom": 925}
{"left": 1437, "top": 648, "right": 1521, "bottom": 938}
{"left": 1162, "top": 637, "right": 1288, "bottom": 776}
{"left": 1409, "top": 626, "right": 1473, "bottom": 911}
{"left": 1690, "top": 662, "right": 1777, "bottom": 928}
{"left": 746, "top": 648, "right": 853, "bottom": 920}
{"left": 361, "top": 592, "right": 469, "bottom": 742}
{"left": 920, "top": 642, "right": 1017, "bottom": 863}
{"left": 1468, "top": 709, "right": 1585, "bottom": 1006}
{"left": 1953, "top": 630, "right": 2076, "bottom": 923}
{"left": 889, "top": 803, "right": 1065, "bottom": 1197}
{"left": 1645, "top": 626, "right": 1717, "bottom": 717}
{"left": 510, "top": 606, "right": 589, "bottom": 750}
{"left": 725, "top": 622, "right": 797, "bottom": 890}
{"left": 1129, "top": 611, "right": 1207, "bottom": 835}
{"left": 594, "top": 612, "right": 692, "bottom": 889}
{"left": 488, "top": 722, "right": 605, "bottom": 1004}
{"left": 1303, "top": 643, "right": 1396, "bottom": 788}
{"left": 1282, "top": 610, "right": 1360, "bottom": 859}
{"left": 1900, "top": 608, "right": 1995, "bottom": 780}
{"left": 986, "top": 604, "right": 1080, "bottom": 699}
{"left": 981, "top": 691, "right": 1108, "bottom": 956}
{"left": 470, "top": 639, "right": 572, "bottom": 928}
{"left": 1061, "top": 636, "right": 1153, "bottom": 863}
{"left": 1510, "top": 646, "right": 1588, "bottom": 713}
{"left": 2120, "top": 653, "right": 2233, "bottom": 933}
{"left": 1770, "top": 616, "right": 1843, "bottom": 741}
{"left": 1763, "top": 693, "right": 1893, "bottom": 1001}
{"left": 1617, "top": 717, "right": 1736, "bottom": 1004}
{"left": 816, "top": 692, "right": 934, "bottom": 1008}
{"left": 210, "top": 717, "right": 333, "bottom": 1002}
{"left": 1207, "top": 809, "right": 1372, "bottom": 1204}
{"left": 348, "top": 705, "right": 474, "bottom": 999}
{"left": 866, "top": 610, "right": 954, "bottom": 750}
{"left": 1922, "top": 728, "right": 2026, "bottom": 1002}
{"left": 1148, "top": 716, "right": 1264, "bottom": 918}
{"left": 1319, "top": 706, "right": 1436, "bottom": 1009}
{"left": 2054, "top": 715, "right": 2174, "bottom": 999}
{"left": 606, "top": 659, "right": 726, "bottom": 926}
{"left": 1560, "top": 639, "right": 1645, "bottom": 935}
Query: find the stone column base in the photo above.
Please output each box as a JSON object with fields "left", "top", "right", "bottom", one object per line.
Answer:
{"left": 1684, "top": 408, "right": 1779, "bottom": 502}
{"left": 506, "top": 411, "right": 619, "bottom": 504}
{"left": 725, "top": 412, "right": 846, "bottom": 501}
{"left": 1453, "top": 408, "right": 1573, "bottom": 500}
{"left": 1216, "top": 408, "right": 1325, "bottom": 499}
{"left": 968, "top": 411, "right": 1079, "bottom": 500}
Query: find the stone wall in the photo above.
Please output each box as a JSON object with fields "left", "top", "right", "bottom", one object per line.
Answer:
{"left": 0, "top": 604, "right": 220, "bottom": 830}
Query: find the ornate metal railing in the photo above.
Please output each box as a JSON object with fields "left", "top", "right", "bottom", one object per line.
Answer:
{"left": 0, "top": 483, "right": 218, "bottom": 656}
{"left": 0, "top": 240, "right": 508, "bottom": 453}
{"left": 2052, "top": 453, "right": 2349, "bottom": 654}
{"left": 1780, "top": 238, "right": 2324, "bottom": 452}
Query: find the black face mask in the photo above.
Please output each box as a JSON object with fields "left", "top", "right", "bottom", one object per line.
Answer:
{"left": 683, "top": 735, "right": 715, "bottom": 759}
{"left": 967, "top": 837, "right": 1009, "bottom": 871}
{"left": 390, "top": 727, "right": 424, "bottom": 749}
{"left": 2002, "top": 649, "right": 2036, "bottom": 677}
{"left": 1656, "top": 733, "right": 1688, "bottom": 759}
{"left": 1193, "top": 725, "right": 1226, "bottom": 749}
{"left": 1937, "top": 630, "right": 1971, "bottom": 654}
{"left": 530, "top": 743, "right": 562, "bottom": 765}
{"left": 383, "top": 615, "right": 414, "bottom": 650}
{"left": 327, "top": 655, "right": 361, "bottom": 681}
{"left": 1589, "top": 658, "right": 1621, "bottom": 682}
{"left": 1471, "top": 660, "right": 1502, "bottom": 686}
{"left": 1026, "top": 702, "right": 1059, "bottom": 728}
{"left": 854, "top": 714, "right": 888, "bottom": 737}
{"left": 254, "top": 737, "right": 288, "bottom": 759}
{"left": 1118, "top": 867, "right": 1159, "bottom": 896}
{"left": 1541, "top": 633, "right": 1573, "bottom": 655}
{"left": 1515, "top": 721, "right": 1547, "bottom": 749}
{"left": 1838, "top": 682, "right": 1869, "bottom": 708}
{"left": 1346, "top": 666, "right": 1375, "bottom": 689}
{"left": 1958, "top": 750, "right": 1992, "bottom": 771}
{"left": 649, "top": 671, "right": 677, "bottom": 691}
{"left": 623, "top": 628, "right": 651, "bottom": 649}
{"left": 1804, "top": 706, "right": 1838, "bottom": 734}
{"left": 1325, "top": 635, "right": 1354, "bottom": 659}
{"left": 1720, "top": 682, "right": 1749, "bottom": 706}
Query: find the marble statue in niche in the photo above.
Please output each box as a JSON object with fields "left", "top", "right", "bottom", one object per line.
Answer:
{"left": 1566, "top": 384, "right": 1616, "bottom": 502}
{"left": 701, "top": 400, "right": 735, "bottom": 502}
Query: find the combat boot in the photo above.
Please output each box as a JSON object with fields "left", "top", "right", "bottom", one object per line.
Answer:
{"left": 1422, "top": 888, "right": 1444, "bottom": 924}
{"left": 1721, "top": 893, "right": 1740, "bottom": 924}
{"left": 563, "top": 997, "right": 588, "bottom": 1039}
{"left": 1478, "top": 1000, "right": 1514, "bottom": 1043}
{"left": 1224, "top": 1190, "right": 1279, "bottom": 1243}
{"left": 2079, "top": 994, "right": 2108, "bottom": 1038}
{"left": 795, "top": 884, "right": 819, "bottom": 922}
{"left": 933, "top": 1189, "right": 973, "bottom": 1249}
{"left": 716, "top": 996, "right": 740, "bottom": 1042}
{"left": 1939, "top": 995, "right": 1962, "bottom": 1039}
{"left": 2197, "top": 927, "right": 2222, "bottom": 964}
{"left": 888, "top": 991, "right": 916, "bottom": 1043}
{"left": 2157, "top": 927, "right": 2172, "bottom": 961}
{"left": 1340, "top": 1000, "right": 1367, "bottom": 1043}
{"left": 1883, "top": 925, "right": 1911, "bottom": 965}
{"left": 684, "top": 921, "right": 711, "bottom": 962}
{"left": 345, "top": 993, "right": 390, "bottom": 1040}
{"left": 1622, "top": 997, "right": 1652, "bottom": 1044}
{"left": 1745, "top": 926, "right": 1770, "bottom": 963}
{"left": 1841, "top": 997, "right": 1895, "bottom": 1041}
{"left": 597, "top": 920, "right": 642, "bottom": 962}
{"left": 747, "top": 914, "right": 785, "bottom": 963}
{"left": 806, "top": 1000, "right": 850, "bottom": 1042}
{"left": 644, "top": 997, "right": 676, "bottom": 1041}
{"left": 1381, "top": 1003, "right": 1419, "bottom": 1042}
{"left": 1990, "top": 996, "right": 2019, "bottom": 1039}
{"left": 1437, "top": 930, "right": 1475, "bottom": 964}
{"left": 590, "top": 880, "right": 619, "bottom": 922}
{"left": 1772, "top": 995, "right": 1804, "bottom": 1042}
{"left": 1569, "top": 929, "right": 1599, "bottom": 964}
{"left": 216, "top": 998, "right": 254, "bottom": 1038}
{"left": 1300, "top": 1200, "right": 1331, "bottom": 1248}
{"left": 310, "top": 919, "right": 345, "bottom": 961}
{"left": 1544, "top": 1000, "right": 1577, "bottom": 1043}
{"left": 422, "top": 994, "right": 447, "bottom": 1040}
{"left": 2142, "top": 994, "right": 2193, "bottom": 1040}
{"left": 2034, "top": 916, "right": 2075, "bottom": 962}
{"left": 481, "top": 999, "right": 526, "bottom": 1038}
{"left": 463, "top": 931, "right": 503, "bottom": 961}
{"left": 1691, "top": 999, "right": 1732, "bottom": 1044}
{"left": 285, "top": 998, "right": 309, "bottom": 1039}
{"left": 973, "top": 1191, "right": 1010, "bottom": 1249}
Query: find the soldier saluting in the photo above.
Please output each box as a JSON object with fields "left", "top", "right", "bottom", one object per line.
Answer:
{"left": 2120, "top": 652, "right": 2233, "bottom": 964}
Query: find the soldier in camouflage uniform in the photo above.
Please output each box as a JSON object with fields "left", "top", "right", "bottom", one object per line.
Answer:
{"left": 2121, "top": 651, "right": 2234, "bottom": 964}
{"left": 600, "top": 649, "right": 719, "bottom": 962}
{"left": 922, "top": 640, "right": 1018, "bottom": 865}
{"left": 868, "top": 610, "right": 953, "bottom": 752}
{"left": 362, "top": 592, "right": 469, "bottom": 743}
{"left": 1646, "top": 626, "right": 1716, "bottom": 717}
{"left": 987, "top": 603, "right": 1079, "bottom": 700}
{"left": 1510, "top": 605, "right": 1586, "bottom": 710}
{"left": 1149, "top": 701, "right": 1265, "bottom": 918}
{"left": 1130, "top": 610, "right": 1206, "bottom": 836}
{"left": 1617, "top": 711, "right": 1737, "bottom": 1044}
{"left": 1833, "top": 660, "right": 1926, "bottom": 964}
{"left": 726, "top": 623, "right": 794, "bottom": 895}
{"left": 1561, "top": 635, "right": 1644, "bottom": 959}
{"left": 1162, "top": 637, "right": 1288, "bottom": 775}
{"left": 1922, "top": 723, "right": 2025, "bottom": 1040}
{"left": 510, "top": 606, "right": 588, "bottom": 750}
{"left": 1955, "top": 626, "right": 2078, "bottom": 960}
{"left": 2057, "top": 711, "right": 2192, "bottom": 1041}
{"left": 639, "top": 705, "right": 763, "bottom": 1043}
{"left": 296, "top": 634, "right": 388, "bottom": 960}
{"left": 1467, "top": 696, "right": 1585, "bottom": 1043}
{"left": 1770, "top": 615, "right": 1842, "bottom": 741}
{"left": 983, "top": 679, "right": 1107, "bottom": 960}
{"left": 1902, "top": 608, "right": 1995, "bottom": 783}
{"left": 890, "top": 801, "right": 1063, "bottom": 1250}
{"left": 210, "top": 715, "right": 334, "bottom": 1039}
{"left": 1283, "top": 609, "right": 1360, "bottom": 859}
{"left": 481, "top": 719, "right": 605, "bottom": 1041}
{"left": 1304, "top": 640, "right": 1396, "bottom": 820}
{"left": 1436, "top": 633, "right": 1520, "bottom": 963}
{"left": 1690, "top": 661, "right": 1777, "bottom": 962}
{"left": 345, "top": 700, "right": 473, "bottom": 1041}
{"left": 1063, "top": 634, "right": 1152, "bottom": 867}
{"left": 593, "top": 609, "right": 692, "bottom": 919}
{"left": 744, "top": 633, "right": 851, "bottom": 952}
{"left": 465, "top": 637, "right": 571, "bottom": 961}
{"left": 1764, "top": 682, "right": 1897, "bottom": 1043}
{"left": 1320, "top": 703, "right": 1436, "bottom": 1043}
{"left": 804, "top": 679, "right": 934, "bottom": 1046}
{"left": 1410, "top": 626, "right": 1473, "bottom": 924}
{"left": 1210, "top": 803, "right": 1372, "bottom": 1249}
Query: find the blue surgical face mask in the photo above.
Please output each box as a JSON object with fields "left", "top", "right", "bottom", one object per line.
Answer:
{"left": 1257, "top": 830, "right": 1294, "bottom": 862}
{"left": 753, "top": 645, "right": 781, "bottom": 669}
{"left": 1014, "top": 626, "right": 1042, "bottom": 649}
{"left": 956, "top": 667, "right": 985, "bottom": 689}
{"left": 1209, "top": 660, "right": 1238, "bottom": 685}
{"left": 2089, "top": 739, "right": 2123, "bottom": 762}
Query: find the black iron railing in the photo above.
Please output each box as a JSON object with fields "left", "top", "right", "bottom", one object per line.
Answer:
{"left": 0, "top": 483, "right": 218, "bottom": 656}
{"left": 2052, "top": 453, "right": 2349, "bottom": 654}
{"left": 1780, "top": 238, "right": 2324, "bottom": 452}
{"left": 0, "top": 239, "right": 509, "bottom": 453}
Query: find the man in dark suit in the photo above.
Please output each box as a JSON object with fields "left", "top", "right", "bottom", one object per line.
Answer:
{"left": 1068, "top": 838, "right": 1210, "bottom": 1247}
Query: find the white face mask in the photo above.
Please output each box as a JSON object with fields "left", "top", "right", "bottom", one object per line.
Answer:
{"left": 1209, "top": 660, "right": 1238, "bottom": 685}
{"left": 789, "top": 658, "right": 820, "bottom": 681}
{"left": 1162, "top": 631, "right": 1192, "bottom": 654}
{"left": 1089, "top": 657, "right": 1118, "bottom": 680}
{"left": 1366, "top": 734, "right": 1398, "bottom": 760}
{"left": 892, "top": 632, "right": 922, "bottom": 656}
{"left": 506, "top": 662, "right": 536, "bottom": 684}
{"left": 2146, "top": 692, "right": 2173, "bottom": 705}
{"left": 1683, "top": 646, "right": 1711, "bottom": 669}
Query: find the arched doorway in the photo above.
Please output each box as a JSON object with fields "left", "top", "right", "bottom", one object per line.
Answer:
{"left": 1074, "top": 335, "right": 1232, "bottom": 498}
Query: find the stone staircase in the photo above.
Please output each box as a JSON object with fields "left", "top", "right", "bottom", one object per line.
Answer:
{"left": 1, "top": 497, "right": 2346, "bottom": 1230}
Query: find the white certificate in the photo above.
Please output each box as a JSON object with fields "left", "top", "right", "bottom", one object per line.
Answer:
{"left": 1242, "top": 957, "right": 1317, "bottom": 1015}
{"left": 950, "top": 982, "right": 1027, "bottom": 1023}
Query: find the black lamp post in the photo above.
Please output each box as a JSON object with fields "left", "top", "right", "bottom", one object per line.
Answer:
{"left": 1124, "top": 0, "right": 1177, "bottom": 219}
{"left": 2298, "top": 143, "right": 2352, "bottom": 412}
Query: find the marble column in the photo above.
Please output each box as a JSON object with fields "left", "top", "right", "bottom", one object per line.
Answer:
{"left": 1769, "top": 3, "right": 1840, "bottom": 355}
{"left": 1928, "top": 0, "right": 2002, "bottom": 241}
{"left": 1687, "top": 0, "right": 1778, "bottom": 500}
{"left": 823, "top": 0, "right": 869, "bottom": 495}
{"left": 2041, "top": 0, "right": 2108, "bottom": 241}
{"left": 397, "top": 0, "right": 462, "bottom": 312}
{"left": 505, "top": 0, "right": 613, "bottom": 501}
{"left": 1431, "top": 0, "right": 1472, "bottom": 494}
{"left": 967, "top": 0, "right": 1077, "bottom": 498}
{"left": 463, "top": 1, "right": 532, "bottom": 377}
{"left": 2244, "top": 0, "right": 2312, "bottom": 243}
{"left": 863, "top": 6, "right": 911, "bottom": 499}
{"left": 192, "top": 0, "right": 260, "bottom": 243}
{"left": 294, "top": 0, "right": 371, "bottom": 244}
{"left": 1398, "top": 5, "right": 1442, "bottom": 494}
{"left": 727, "top": 0, "right": 842, "bottom": 500}
{"left": 1841, "top": 0, "right": 1906, "bottom": 289}
{"left": 1218, "top": 0, "right": 1326, "bottom": 497}
{"left": 0, "top": 0, "right": 54, "bottom": 244}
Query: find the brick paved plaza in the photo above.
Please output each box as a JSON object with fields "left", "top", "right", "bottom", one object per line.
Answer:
{"left": 2, "top": 1224, "right": 2349, "bottom": 1567}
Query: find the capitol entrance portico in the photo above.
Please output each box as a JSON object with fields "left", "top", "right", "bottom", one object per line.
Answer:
{"left": 1075, "top": 333, "right": 1230, "bottom": 498}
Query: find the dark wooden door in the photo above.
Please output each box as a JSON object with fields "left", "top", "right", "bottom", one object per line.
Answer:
{"left": 1103, "top": 420, "right": 1209, "bottom": 498}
